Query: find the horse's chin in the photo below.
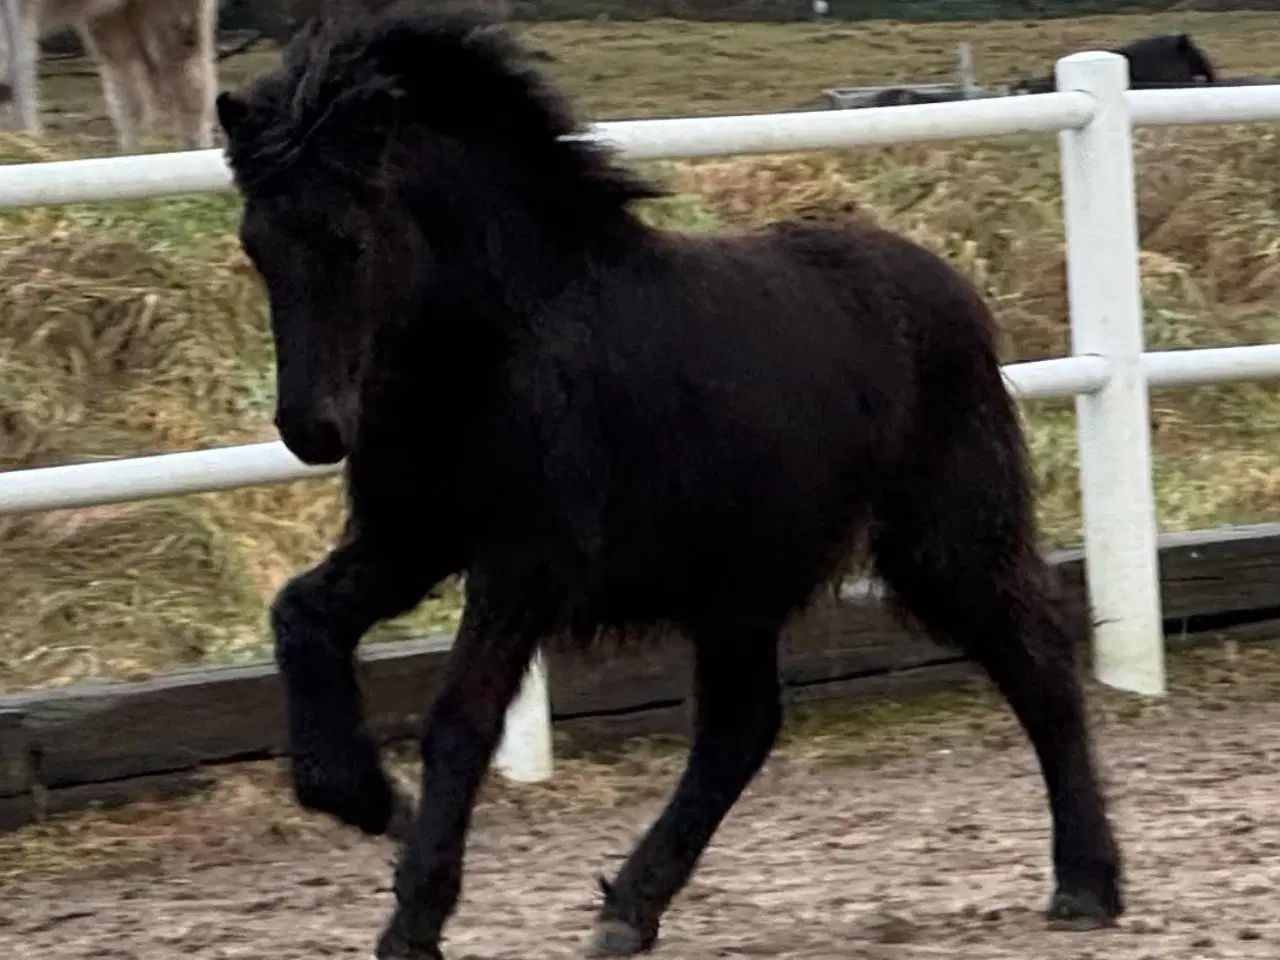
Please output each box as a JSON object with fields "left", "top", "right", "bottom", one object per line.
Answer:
{"left": 276, "top": 420, "right": 349, "bottom": 466}
{"left": 275, "top": 392, "right": 358, "bottom": 465}
{"left": 295, "top": 445, "right": 347, "bottom": 467}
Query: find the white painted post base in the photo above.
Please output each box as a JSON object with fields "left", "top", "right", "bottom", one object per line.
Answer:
{"left": 492, "top": 651, "right": 554, "bottom": 782}
{"left": 1055, "top": 51, "right": 1166, "bottom": 696}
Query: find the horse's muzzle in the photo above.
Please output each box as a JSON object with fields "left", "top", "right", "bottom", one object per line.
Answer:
{"left": 275, "top": 407, "right": 348, "bottom": 466}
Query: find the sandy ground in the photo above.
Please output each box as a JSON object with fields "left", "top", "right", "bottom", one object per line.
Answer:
{"left": 2, "top": 649, "right": 1279, "bottom": 959}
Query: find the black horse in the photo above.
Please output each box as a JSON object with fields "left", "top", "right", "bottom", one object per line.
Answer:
{"left": 216, "top": 12, "right": 1123, "bottom": 959}
{"left": 1013, "top": 32, "right": 1218, "bottom": 93}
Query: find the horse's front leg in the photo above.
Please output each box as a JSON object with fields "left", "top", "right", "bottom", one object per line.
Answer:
{"left": 79, "top": 15, "right": 152, "bottom": 153}
{"left": 375, "top": 567, "right": 555, "bottom": 960}
{"left": 272, "top": 518, "right": 443, "bottom": 839}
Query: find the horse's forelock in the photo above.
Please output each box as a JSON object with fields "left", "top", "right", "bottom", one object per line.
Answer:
{"left": 229, "top": 12, "right": 659, "bottom": 208}
{"left": 228, "top": 21, "right": 377, "bottom": 190}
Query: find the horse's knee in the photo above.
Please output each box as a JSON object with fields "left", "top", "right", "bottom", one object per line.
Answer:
{"left": 271, "top": 578, "right": 366, "bottom": 755}
{"left": 269, "top": 575, "right": 311, "bottom": 640}
{"left": 270, "top": 572, "right": 350, "bottom": 668}
{"left": 270, "top": 574, "right": 395, "bottom": 832}
{"left": 271, "top": 581, "right": 314, "bottom": 679}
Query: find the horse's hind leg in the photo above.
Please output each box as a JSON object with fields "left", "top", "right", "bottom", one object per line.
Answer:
{"left": 589, "top": 625, "right": 782, "bottom": 957}
{"left": 271, "top": 518, "right": 436, "bottom": 841}
{"left": 870, "top": 400, "right": 1122, "bottom": 928}
{"left": 1, "top": 0, "right": 43, "bottom": 136}
{"left": 80, "top": 12, "right": 153, "bottom": 152}
{"left": 143, "top": 0, "right": 216, "bottom": 148}
{"left": 175, "top": 0, "right": 217, "bottom": 149}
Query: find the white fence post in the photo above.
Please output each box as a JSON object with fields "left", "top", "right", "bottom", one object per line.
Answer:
{"left": 492, "top": 651, "right": 554, "bottom": 782}
{"left": 1055, "top": 51, "right": 1165, "bottom": 696}
{"left": 956, "top": 43, "right": 978, "bottom": 100}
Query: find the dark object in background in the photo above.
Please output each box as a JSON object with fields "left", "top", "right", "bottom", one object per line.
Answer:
{"left": 1012, "top": 32, "right": 1218, "bottom": 93}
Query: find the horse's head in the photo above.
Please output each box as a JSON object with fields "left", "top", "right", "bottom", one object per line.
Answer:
{"left": 223, "top": 161, "right": 415, "bottom": 463}
{"left": 216, "top": 77, "right": 429, "bottom": 464}
{"left": 215, "top": 12, "right": 658, "bottom": 465}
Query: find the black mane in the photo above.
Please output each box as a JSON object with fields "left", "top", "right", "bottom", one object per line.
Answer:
{"left": 221, "top": 11, "right": 663, "bottom": 206}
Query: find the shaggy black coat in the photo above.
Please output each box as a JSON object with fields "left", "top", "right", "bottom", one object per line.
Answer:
{"left": 216, "top": 13, "right": 1124, "bottom": 959}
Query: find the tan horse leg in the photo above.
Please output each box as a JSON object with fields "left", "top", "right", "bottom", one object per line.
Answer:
{"left": 80, "top": 4, "right": 154, "bottom": 152}
{"left": 140, "top": 0, "right": 215, "bottom": 149}
{"left": 0, "top": 0, "right": 43, "bottom": 135}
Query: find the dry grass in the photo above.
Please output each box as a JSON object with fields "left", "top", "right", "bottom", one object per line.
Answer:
{"left": 1, "top": 13, "right": 1279, "bottom": 691}
{"left": 520, "top": 12, "right": 1280, "bottom": 118}
{"left": 0, "top": 139, "right": 465, "bottom": 691}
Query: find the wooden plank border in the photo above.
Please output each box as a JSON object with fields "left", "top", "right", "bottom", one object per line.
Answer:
{"left": 2, "top": 522, "right": 1280, "bottom": 833}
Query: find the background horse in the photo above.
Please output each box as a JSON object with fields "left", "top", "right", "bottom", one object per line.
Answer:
{"left": 0, "top": 0, "right": 218, "bottom": 150}
{"left": 1013, "top": 31, "right": 1218, "bottom": 93}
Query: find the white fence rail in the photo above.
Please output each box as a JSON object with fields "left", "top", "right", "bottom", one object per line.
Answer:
{"left": 4, "top": 51, "right": 1280, "bottom": 780}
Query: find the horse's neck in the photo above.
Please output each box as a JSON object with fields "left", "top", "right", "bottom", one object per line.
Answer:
{"left": 434, "top": 225, "right": 597, "bottom": 320}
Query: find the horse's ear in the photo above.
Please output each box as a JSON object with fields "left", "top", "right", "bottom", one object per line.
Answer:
{"left": 216, "top": 92, "right": 249, "bottom": 137}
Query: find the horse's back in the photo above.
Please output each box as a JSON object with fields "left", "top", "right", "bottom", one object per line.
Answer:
{"left": 572, "top": 216, "right": 1007, "bottom": 486}
{"left": 511, "top": 217, "right": 1009, "bottom": 626}
{"left": 599, "top": 220, "right": 926, "bottom": 457}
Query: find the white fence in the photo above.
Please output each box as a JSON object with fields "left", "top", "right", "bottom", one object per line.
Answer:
{"left": 4, "top": 51, "right": 1280, "bottom": 782}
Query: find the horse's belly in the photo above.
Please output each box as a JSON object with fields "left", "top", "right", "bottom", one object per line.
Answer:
{"left": 577, "top": 499, "right": 860, "bottom": 632}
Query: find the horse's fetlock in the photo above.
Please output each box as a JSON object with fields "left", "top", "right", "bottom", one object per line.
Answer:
{"left": 587, "top": 917, "right": 659, "bottom": 958}
{"left": 595, "top": 880, "right": 660, "bottom": 946}
{"left": 290, "top": 740, "right": 396, "bottom": 836}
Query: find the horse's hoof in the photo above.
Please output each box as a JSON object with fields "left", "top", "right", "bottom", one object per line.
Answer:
{"left": 586, "top": 919, "right": 655, "bottom": 957}
{"left": 1046, "top": 889, "right": 1121, "bottom": 931}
